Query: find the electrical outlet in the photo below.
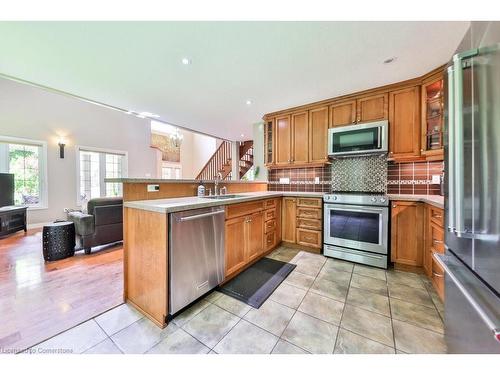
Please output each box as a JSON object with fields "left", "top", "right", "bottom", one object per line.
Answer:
{"left": 431, "top": 175, "right": 441, "bottom": 184}
{"left": 314, "top": 177, "right": 320, "bottom": 184}
{"left": 279, "top": 177, "right": 290, "bottom": 184}
{"left": 147, "top": 184, "right": 160, "bottom": 192}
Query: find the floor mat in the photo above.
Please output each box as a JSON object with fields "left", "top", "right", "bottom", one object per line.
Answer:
{"left": 218, "top": 257, "right": 296, "bottom": 308}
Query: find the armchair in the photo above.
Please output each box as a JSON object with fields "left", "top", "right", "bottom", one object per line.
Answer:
{"left": 67, "top": 197, "right": 123, "bottom": 254}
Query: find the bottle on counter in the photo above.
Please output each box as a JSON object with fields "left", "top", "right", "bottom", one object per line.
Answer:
{"left": 197, "top": 181, "right": 206, "bottom": 197}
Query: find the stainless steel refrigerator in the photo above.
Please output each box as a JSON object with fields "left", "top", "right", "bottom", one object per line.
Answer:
{"left": 438, "top": 21, "right": 500, "bottom": 353}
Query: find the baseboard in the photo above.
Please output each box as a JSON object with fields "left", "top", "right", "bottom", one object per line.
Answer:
{"left": 27, "top": 222, "right": 52, "bottom": 230}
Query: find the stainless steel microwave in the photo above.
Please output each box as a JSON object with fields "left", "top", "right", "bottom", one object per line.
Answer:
{"left": 327, "top": 120, "right": 388, "bottom": 157}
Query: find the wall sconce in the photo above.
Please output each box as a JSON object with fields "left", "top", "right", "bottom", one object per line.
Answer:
{"left": 58, "top": 137, "right": 66, "bottom": 159}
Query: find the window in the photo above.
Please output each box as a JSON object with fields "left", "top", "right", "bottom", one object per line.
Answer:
{"left": 161, "top": 162, "right": 182, "bottom": 180}
{"left": 76, "top": 146, "right": 127, "bottom": 204}
{"left": 0, "top": 136, "right": 48, "bottom": 208}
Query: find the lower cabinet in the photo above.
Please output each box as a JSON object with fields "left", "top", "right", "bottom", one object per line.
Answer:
{"left": 390, "top": 201, "right": 424, "bottom": 266}
{"left": 282, "top": 197, "right": 322, "bottom": 252}
{"left": 224, "top": 198, "right": 279, "bottom": 280}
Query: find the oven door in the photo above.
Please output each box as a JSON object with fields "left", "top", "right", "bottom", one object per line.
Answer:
{"left": 323, "top": 203, "right": 389, "bottom": 254}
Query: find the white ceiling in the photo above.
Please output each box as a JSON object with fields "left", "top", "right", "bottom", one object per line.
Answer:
{"left": 0, "top": 21, "right": 469, "bottom": 140}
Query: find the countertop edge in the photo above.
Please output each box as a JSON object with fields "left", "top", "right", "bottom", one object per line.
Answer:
{"left": 387, "top": 194, "right": 444, "bottom": 209}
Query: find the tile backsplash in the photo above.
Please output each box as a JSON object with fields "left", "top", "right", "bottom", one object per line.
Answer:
{"left": 387, "top": 161, "right": 444, "bottom": 195}
{"left": 330, "top": 155, "right": 387, "bottom": 193}
{"left": 267, "top": 166, "right": 331, "bottom": 192}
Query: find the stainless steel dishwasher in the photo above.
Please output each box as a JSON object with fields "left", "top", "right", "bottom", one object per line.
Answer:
{"left": 169, "top": 206, "right": 225, "bottom": 315}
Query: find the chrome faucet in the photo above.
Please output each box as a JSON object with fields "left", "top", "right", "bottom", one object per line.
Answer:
{"left": 215, "top": 172, "right": 223, "bottom": 196}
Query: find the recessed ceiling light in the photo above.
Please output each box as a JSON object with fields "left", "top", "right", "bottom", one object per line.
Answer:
{"left": 181, "top": 57, "right": 191, "bottom": 65}
{"left": 245, "top": 100, "right": 252, "bottom": 106}
{"left": 240, "top": 134, "right": 245, "bottom": 138}
{"left": 383, "top": 57, "right": 397, "bottom": 64}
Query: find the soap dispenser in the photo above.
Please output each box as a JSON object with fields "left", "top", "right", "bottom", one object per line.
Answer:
{"left": 197, "top": 181, "right": 206, "bottom": 197}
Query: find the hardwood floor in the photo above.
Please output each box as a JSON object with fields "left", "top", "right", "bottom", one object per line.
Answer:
{"left": 0, "top": 229, "right": 123, "bottom": 353}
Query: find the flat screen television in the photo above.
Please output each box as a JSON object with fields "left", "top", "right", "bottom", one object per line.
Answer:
{"left": 0, "top": 173, "right": 15, "bottom": 207}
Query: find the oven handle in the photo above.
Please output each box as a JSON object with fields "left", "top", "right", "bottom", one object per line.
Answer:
{"left": 324, "top": 203, "right": 388, "bottom": 214}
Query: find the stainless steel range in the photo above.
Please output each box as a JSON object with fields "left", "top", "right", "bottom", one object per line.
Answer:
{"left": 323, "top": 192, "right": 389, "bottom": 269}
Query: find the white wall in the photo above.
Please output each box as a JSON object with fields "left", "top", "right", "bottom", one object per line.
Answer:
{"left": 180, "top": 131, "right": 217, "bottom": 179}
{"left": 0, "top": 78, "right": 158, "bottom": 224}
{"left": 252, "top": 121, "right": 268, "bottom": 181}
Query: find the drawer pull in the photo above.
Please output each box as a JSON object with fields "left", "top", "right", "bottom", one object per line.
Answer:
{"left": 432, "top": 272, "right": 444, "bottom": 278}
{"left": 433, "top": 240, "right": 443, "bottom": 244}
{"left": 432, "top": 215, "right": 443, "bottom": 219}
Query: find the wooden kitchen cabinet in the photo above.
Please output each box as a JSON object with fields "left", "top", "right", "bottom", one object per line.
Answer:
{"left": 296, "top": 228, "right": 322, "bottom": 249}
{"left": 389, "top": 86, "right": 421, "bottom": 161}
{"left": 330, "top": 100, "right": 357, "bottom": 127}
{"left": 292, "top": 111, "right": 309, "bottom": 164}
{"left": 246, "top": 211, "right": 264, "bottom": 262}
{"left": 308, "top": 106, "right": 329, "bottom": 163}
{"left": 225, "top": 216, "right": 247, "bottom": 277}
{"left": 357, "top": 93, "right": 388, "bottom": 123}
{"left": 421, "top": 75, "right": 444, "bottom": 161}
{"left": 391, "top": 201, "right": 424, "bottom": 266}
{"left": 423, "top": 204, "right": 445, "bottom": 301}
{"left": 282, "top": 197, "right": 297, "bottom": 243}
{"left": 264, "top": 118, "right": 275, "bottom": 165}
{"left": 275, "top": 115, "right": 292, "bottom": 166}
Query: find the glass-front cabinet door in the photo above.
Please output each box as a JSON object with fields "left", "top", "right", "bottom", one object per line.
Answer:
{"left": 421, "top": 75, "right": 444, "bottom": 159}
{"left": 264, "top": 118, "right": 274, "bottom": 165}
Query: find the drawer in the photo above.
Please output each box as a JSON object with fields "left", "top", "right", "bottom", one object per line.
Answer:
{"left": 429, "top": 206, "right": 444, "bottom": 228}
{"left": 431, "top": 254, "right": 445, "bottom": 301}
{"left": 296, "top": 197, "right": 322, "bottom": 208}
{"left": 296, "top": 228, "right": 322, "bottom": 249}
{"left": 296, "top": 207, "right": 321, "bottom": 219}
{"left": 430, "top": 222, "right": 444, "bottom": 254}
{"left": 296, "top": 218, "right": 321, "bottom": 230}
{"left": 265, "top": 231, "right": 276, "bottom": 251}
{"left": 226, "top": 200, "right": 264, "bottom": 219}
{"left": 265, "top": 219, "right": 276, "bottom": 234}
{"left": 264, "top": 208, "right": 276, "bottom": 221}
{"left": 264, "top": 199, "right": 277, "bottom": 209}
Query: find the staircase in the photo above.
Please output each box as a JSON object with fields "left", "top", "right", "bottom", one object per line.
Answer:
{"left": 195, "top": 140, "right": 254, "bottom": 181}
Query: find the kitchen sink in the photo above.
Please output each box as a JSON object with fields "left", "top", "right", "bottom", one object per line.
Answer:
{"left": 203, "top": 194, "right": 244, "bottom": 200}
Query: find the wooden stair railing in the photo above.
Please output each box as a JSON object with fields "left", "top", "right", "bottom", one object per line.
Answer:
{"left": 196, "top": 141, "right": 232, "bottom": 181}
{"left": 195, "top": 140, "right": 254, "bottom": 181}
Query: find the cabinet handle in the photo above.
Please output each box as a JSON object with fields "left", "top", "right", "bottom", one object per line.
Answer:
{"left": 433, "top": 240, "right": 443, "bottom": 244}
{"left": 432, "top": 215, "right": 443, "bottom": 219}
{"left": 392, "top": 204, "right": 397, "bottom": 208}
{"left": 432, "top": 272, "right": 444, "bottom": 278}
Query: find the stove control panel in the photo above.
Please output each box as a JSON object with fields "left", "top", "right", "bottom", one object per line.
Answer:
{"left": 324, "top": 193, "right": 390, "bottom": 207}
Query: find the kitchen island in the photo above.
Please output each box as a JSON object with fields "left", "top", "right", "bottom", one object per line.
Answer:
{"left": 117, "top": 178, "right": 324, "bottom": 328}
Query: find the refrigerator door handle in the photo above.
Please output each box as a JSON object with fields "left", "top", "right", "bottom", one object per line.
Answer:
{"left": 447, "top": 65, "right": 456, "bottom": 233}
{"left": 452, "top": 49, "right": 478, "bottom": 237}
{"left": 435, "top": 254, "right": 500, "bottom": 343}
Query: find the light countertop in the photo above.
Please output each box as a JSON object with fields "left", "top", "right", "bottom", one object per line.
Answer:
{"left": 124, "top": 191, "right": 325, "bottom": 214}
{"left": 105, "top": 178, "right": 266, "bottom": 184}
{"left": 387, "top": 194, "right": 444, "bottom": 209}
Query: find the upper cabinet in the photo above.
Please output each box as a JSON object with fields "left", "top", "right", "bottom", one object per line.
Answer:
{"left": 389, "top": 86, "right": 421, "bottom": 161}
{"left": 421, "top": 75, "right": 445, "bottom": 160}
{"left": 330, "top": 100, "right": 356, "bottom": 127}
{"left": 263, "top": 66, "right": 445, "bottom": 167}
{"left": 264, "top": 118, "right": 275, "bottom": 165}
{"left": 356, "top": 93, "right": 388, "bottom": 123}
{"left": 309, "top": 106, "right": 329, "bottom": 163}
{"left": 291, "top": 111, "right": 309, "bottom": 164}
{"left": 275, "top": 115, "right": 292, "bottom": 166}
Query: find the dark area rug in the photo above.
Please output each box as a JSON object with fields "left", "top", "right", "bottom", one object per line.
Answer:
{"left": 218, "top": 257, "right": 296, "bottom": 308}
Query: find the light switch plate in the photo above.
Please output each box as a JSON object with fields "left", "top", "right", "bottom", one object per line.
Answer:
{"left": 279, "top": 177, "right": 290, "bottom": 184}
{"left": 431, "top": 175, "right": 441, "bottom": 184}
{"left": 147, "top": 184, "right": 160, "bottom": 192}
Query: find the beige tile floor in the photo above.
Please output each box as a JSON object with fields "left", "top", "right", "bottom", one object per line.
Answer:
{"left": 25, "top": 246, "right": 447, "bottom": 354}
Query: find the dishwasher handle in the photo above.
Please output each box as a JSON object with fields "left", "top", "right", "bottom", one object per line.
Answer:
{"left": 177, "top": 210, "right": 225, "bottom": 222}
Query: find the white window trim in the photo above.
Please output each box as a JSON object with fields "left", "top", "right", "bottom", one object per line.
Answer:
{"left": 75, "top": 145, "right": 128, "bottom": 206}
{"left": 160, "top": 161, "right": 182, "bottom": 179}
{"left": 0, "top": 135, "right": 48, "bottom": 210}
